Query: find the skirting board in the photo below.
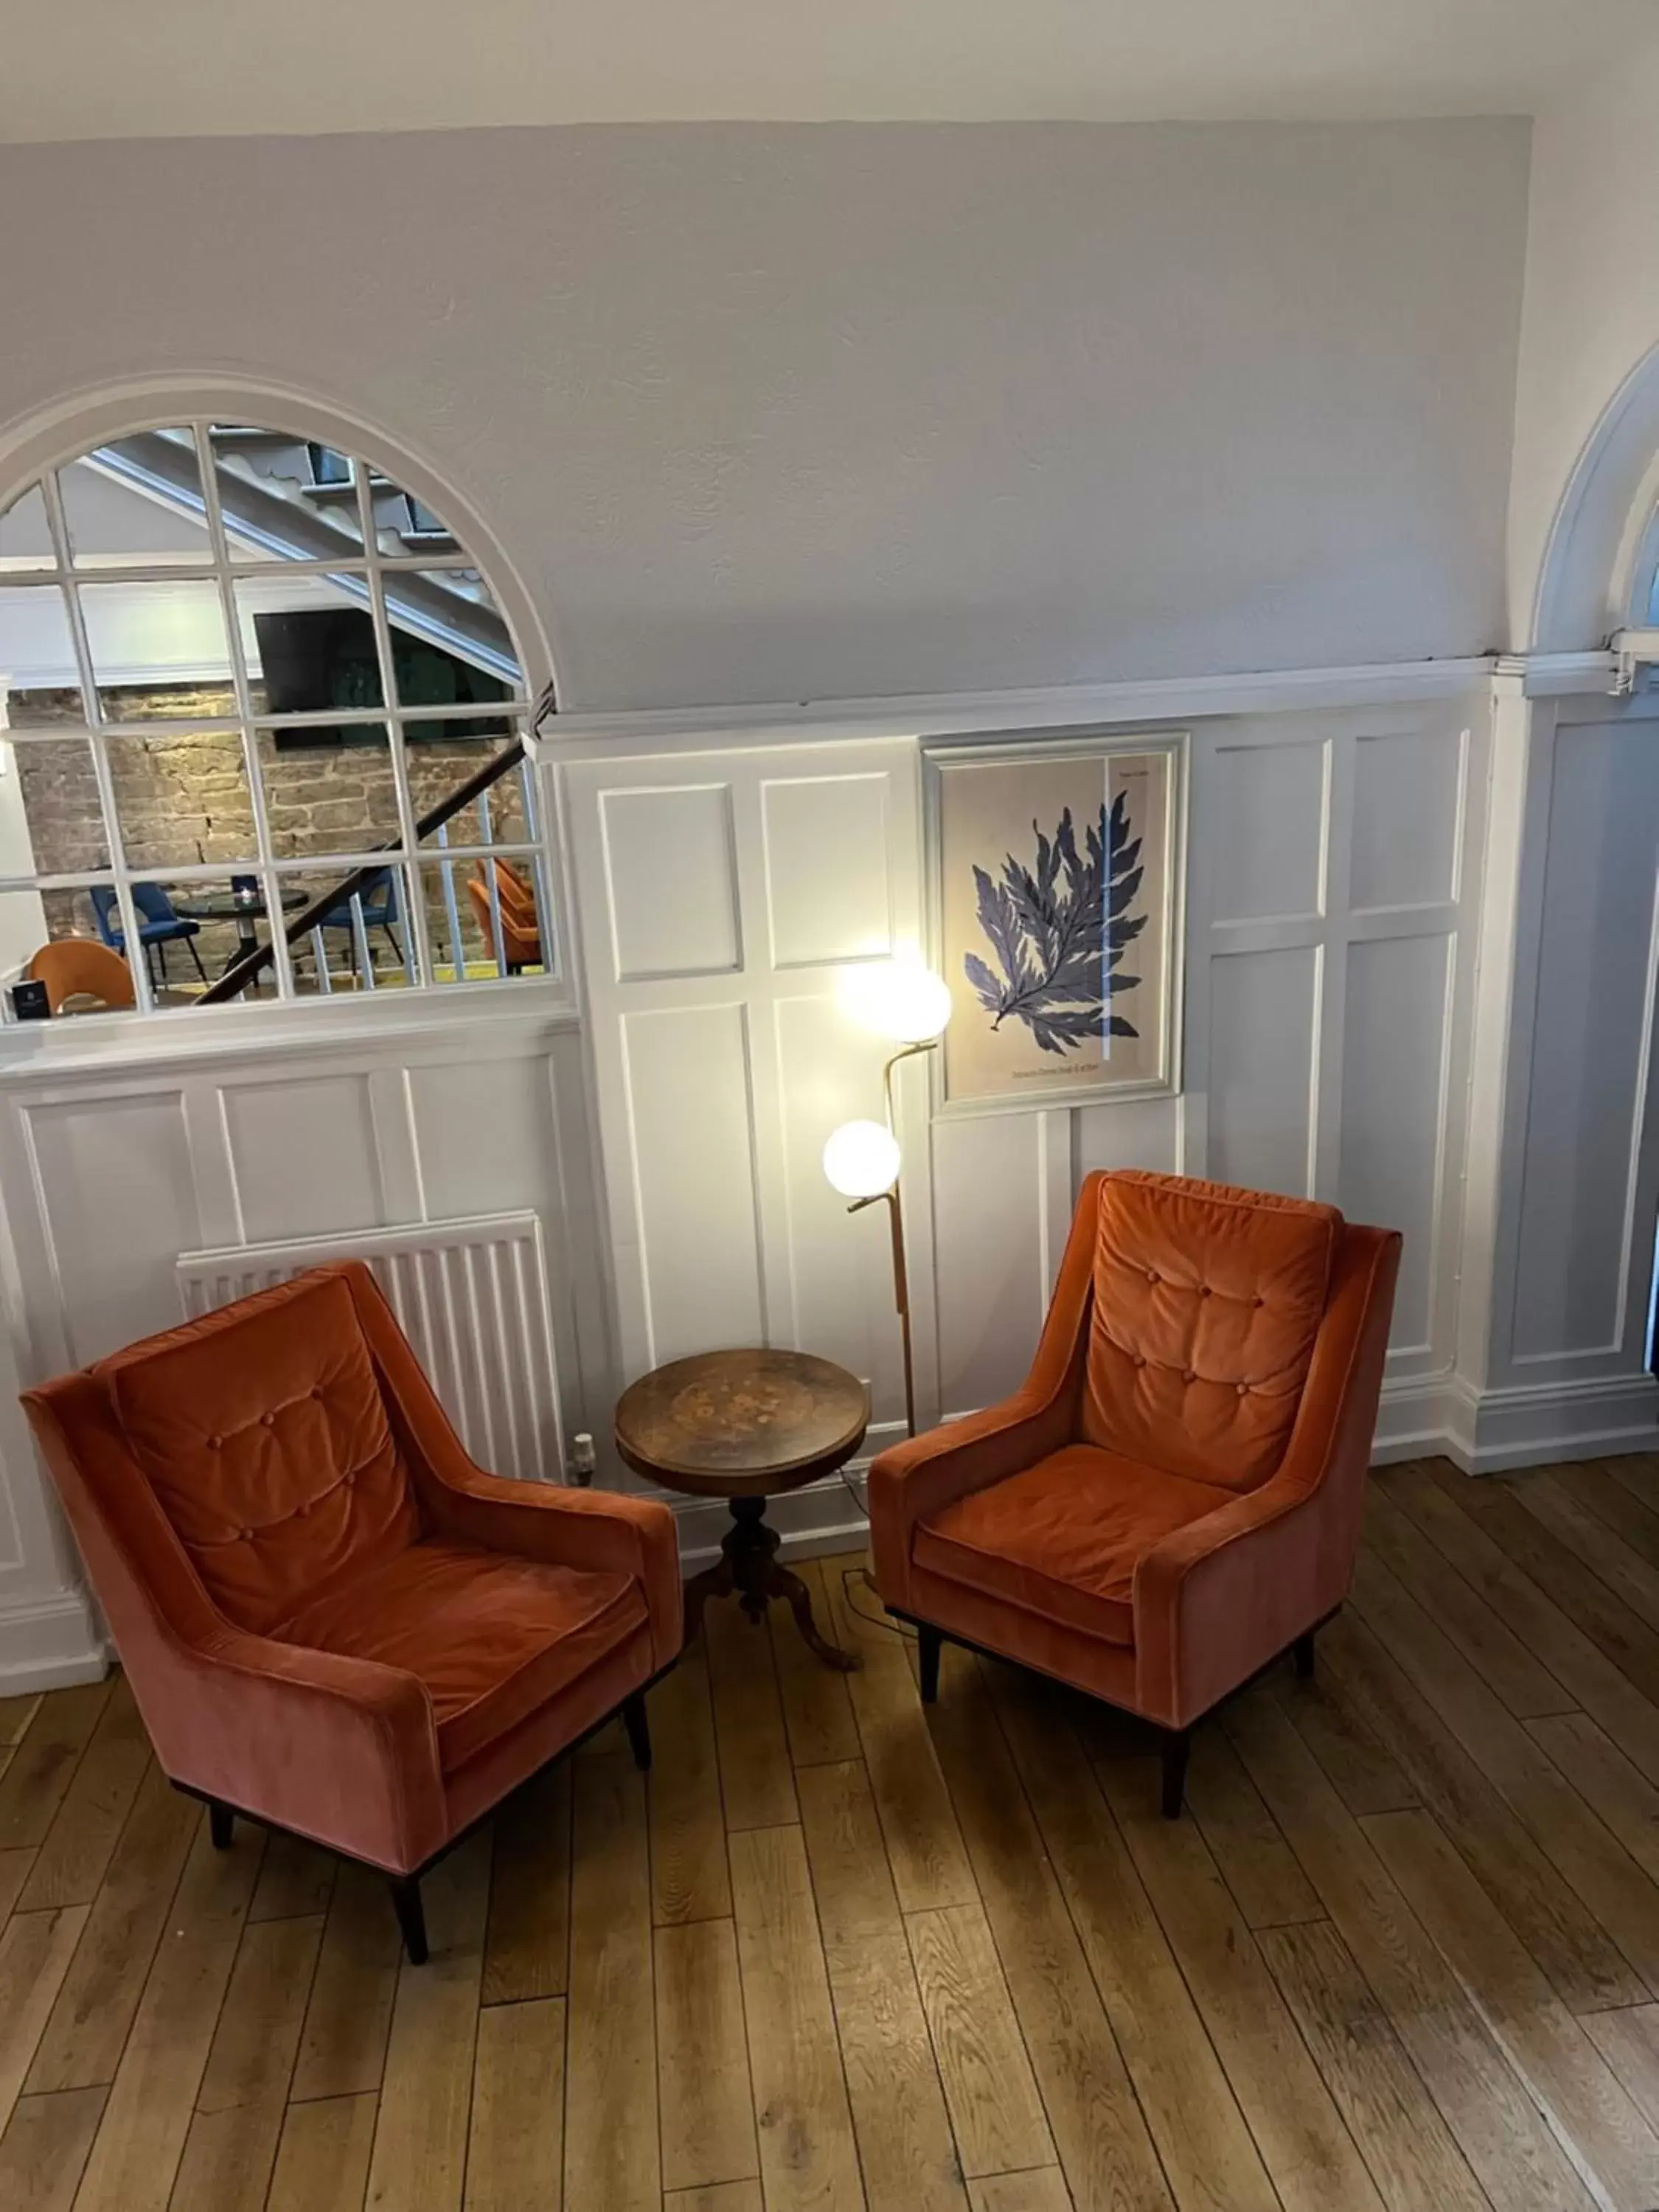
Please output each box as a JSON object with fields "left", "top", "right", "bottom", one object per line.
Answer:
{"left": 0, "top": 1585, "right": 108, "bottom": 1694}
{"left": 1421, "top": 1368, "right": 1659, "bottom": 1475}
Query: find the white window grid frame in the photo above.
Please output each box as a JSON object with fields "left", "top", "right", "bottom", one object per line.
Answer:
{"left": 0, "top": 420, "right": 559, "bottom": 1015}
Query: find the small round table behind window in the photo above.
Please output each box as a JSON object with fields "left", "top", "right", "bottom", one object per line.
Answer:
{"left": 614, "top": 1347, "right": 866, "bottom": 1672}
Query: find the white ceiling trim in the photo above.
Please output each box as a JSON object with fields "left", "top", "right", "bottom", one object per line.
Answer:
{"left": 0, "top": 0, "right": 1644, "bottom": 144}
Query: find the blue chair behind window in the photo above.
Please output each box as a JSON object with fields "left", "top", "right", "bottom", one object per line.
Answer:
{"left": 88, "top": 884, "right": 208, "bottom": 989}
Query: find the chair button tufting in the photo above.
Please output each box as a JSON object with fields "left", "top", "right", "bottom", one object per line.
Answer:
{"left": 1146, "top": 1268, "right": 1158, "bottom": 1283}
{"left": 261, "top": 1411, "right": 275, "bottom": 1427}
{"left": 1200, "top": 1285, "right": 1212, "bottom": 1298}
{"left": 237, "top": 1527, "right": 252, "bottom": 1542}
{"left": 1237, "top": 1382, "right": 1249, "bottom": 1396}
{"left": 208, "top": 1436, "right": 221, "bottom": 1450}
{"left": 1133, "top": 1354, "right": 1147, "bottom": 1368}
{"left": 1183, "top": 1369, "right": 1197, "bottom": 1384}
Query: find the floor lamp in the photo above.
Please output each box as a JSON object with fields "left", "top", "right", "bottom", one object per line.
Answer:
{"left": 821, "top": 965, "right": 953, "bottom": 1440}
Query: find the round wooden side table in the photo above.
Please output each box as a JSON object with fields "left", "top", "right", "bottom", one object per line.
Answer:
{"left": 614, "top": 1347, "right": 868, "bottom": 1672}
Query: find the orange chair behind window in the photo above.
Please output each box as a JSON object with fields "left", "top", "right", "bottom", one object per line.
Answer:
{"left": 27, "top": 936, "right": 136, "bottom": 1014}
{"left": 467, "top": 860, "right": 543, "bottom": 975}
{"left": 869, "top": 1170, "right": 1399, "bottom": 1816}
{"left": 22, "top": 1262, "right": 682, "bottom": 1961}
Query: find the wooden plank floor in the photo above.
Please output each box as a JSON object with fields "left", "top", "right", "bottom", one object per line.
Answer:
{"left": 11, "top": 1457, "right": 1659, "bottom": 2208}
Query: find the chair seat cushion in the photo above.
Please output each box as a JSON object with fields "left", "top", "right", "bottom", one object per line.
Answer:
{"left": 914, "top": 1445, "right": 1231, "bottom": 1647}
{"left": 276, "top": 1538, "right": 647, "bottom": 1770}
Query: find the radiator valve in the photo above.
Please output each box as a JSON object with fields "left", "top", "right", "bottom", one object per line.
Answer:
{"left": 568, "top": 1432, "right": 597, "bottom": 1486}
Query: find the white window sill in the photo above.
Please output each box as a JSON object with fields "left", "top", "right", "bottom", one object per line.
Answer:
{"left": 0, "top": 974, "right": 580, "bottom": 1082}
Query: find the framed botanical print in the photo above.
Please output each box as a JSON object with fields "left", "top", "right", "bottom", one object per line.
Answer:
{"left": 925, "top": 731, "right": 1186, "bottom": 1114}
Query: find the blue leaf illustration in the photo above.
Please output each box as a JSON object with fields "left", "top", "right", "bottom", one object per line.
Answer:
{"left": 962, "top": 790, "right": 1151, "bottom": 1057}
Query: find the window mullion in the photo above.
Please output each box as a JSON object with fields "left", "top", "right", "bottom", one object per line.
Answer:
{"left": 194, "top": 417, "right": 297, "bottom": 1004}
{"left": 358, "top": 467, "right": 436, "bottom": 991}
{"left": 38, "top": 468, "right": 156, "bottom": 1015}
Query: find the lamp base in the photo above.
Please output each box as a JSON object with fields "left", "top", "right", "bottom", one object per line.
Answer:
{"left": 684, "top": 1495, "right": 860, "bottom": 1672}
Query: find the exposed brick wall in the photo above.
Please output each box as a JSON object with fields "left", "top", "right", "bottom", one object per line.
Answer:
{"left": 8, "top": 683, "right": 529, "bottom": 978}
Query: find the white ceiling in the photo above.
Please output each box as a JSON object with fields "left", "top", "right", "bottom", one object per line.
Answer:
{"left": 0, "top": 0, "right": 1649, "bottom": 142}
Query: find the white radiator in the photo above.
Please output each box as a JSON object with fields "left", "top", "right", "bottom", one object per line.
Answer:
{"left": 175, "top": 1211, "right": 566, "bottom": 1485}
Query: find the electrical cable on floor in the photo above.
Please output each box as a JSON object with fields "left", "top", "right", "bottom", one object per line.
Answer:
{"left": 834, "top": 1468, "right": 915, "bottom": 1640}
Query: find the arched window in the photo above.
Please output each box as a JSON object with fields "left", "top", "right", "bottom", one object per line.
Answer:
{"left": 1631, "top": 494, "right": 1659, "bottom": 630}
{"left": 0, "top": 420, "right": 554, "bottom": 1018}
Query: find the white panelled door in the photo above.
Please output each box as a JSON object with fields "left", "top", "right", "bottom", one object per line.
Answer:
{"left": 562, "top": 737, "right": 929, "bottom": 1451}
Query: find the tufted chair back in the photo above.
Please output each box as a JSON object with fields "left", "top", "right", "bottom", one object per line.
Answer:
{"left": 1077, "top": 1171, "right": 1341, "bottom": 1492}
{"left": 99, "top": 1270, "right": 422, "bottom": 1635}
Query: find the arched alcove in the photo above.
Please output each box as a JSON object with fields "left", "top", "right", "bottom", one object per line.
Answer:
{"left": 1531, "top": 336, "right": 1659, "bottom": 650}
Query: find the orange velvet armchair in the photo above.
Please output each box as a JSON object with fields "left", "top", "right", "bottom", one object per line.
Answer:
{"left": 22, "top": 1261, "right": 682, "bottom": 1961}
{"left": 869, "top": 1169, "right": 1399, "bottom": 1816}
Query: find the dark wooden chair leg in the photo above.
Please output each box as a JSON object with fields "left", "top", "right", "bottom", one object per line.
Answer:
{"left": 389, "top": 1875, "right": 428, "bottom": 1965}
{"left": 1161, "top": 1729, "right": 1190, "bottom": 1820}
{"left": 622, "top": 1691, "right": 652, "bottom": 1773}
{"left": 918, "top": 1621, "right": 942, "bottom": 1705}
{"left": 208, "top": 1801, "right": 234, "bottom": 1850}
{"left": 1293, "top": 1630, "right": 1316, "bottom": 1680}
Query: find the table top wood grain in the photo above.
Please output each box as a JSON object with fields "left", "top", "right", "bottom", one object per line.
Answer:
{"left": 613, "top": 1347, "right": 869, "bottom": 1497}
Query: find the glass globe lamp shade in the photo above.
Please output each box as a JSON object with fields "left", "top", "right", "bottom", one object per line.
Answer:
{"left": 847, "top": 961, "right": 954, "bottom": 1045}
{"left": 822, "top": 1118, "right": 902, "bottom": 1200}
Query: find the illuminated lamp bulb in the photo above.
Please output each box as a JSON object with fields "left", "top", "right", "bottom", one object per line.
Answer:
{"left": 822, "top": 1119, "right": 901, "bottom": 1200}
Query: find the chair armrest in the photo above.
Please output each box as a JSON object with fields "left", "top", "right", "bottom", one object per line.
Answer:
{"left": 1132, "top": 1474, "right": 1326, "bottom": 1728}
{"left": 415, "top": 1470, "right": 684, "bottom": 1670}
{"left": 147, "top": 1618, "right": 447, "bottom": 1873}
{"left": 1132, "top": 1222, "right": 1400, "bottom": 1728}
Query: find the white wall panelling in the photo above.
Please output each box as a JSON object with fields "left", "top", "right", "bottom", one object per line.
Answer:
{"left": 619, "top": 999, "right": 767, "bottom": 1364}
{"left": 562, "top": 734, "right": 926, "bottom": 1565}
{"left": 1186, "top": 704, "right": 1483, "bottom": 1420}
{"left": 1403, "top": 672, "right": 1659, "bottom": 1471}
{"left": 178, "top": 1211, "right": 565, "bottom": 1488}
{"left": 561, "top": 692, "right": 1495, "bottom": 1504}
{"left": 602, "top": 784, "right": 742, "bottom": 981}
{"left": 1464, "top": 684, "right": 1659, "bottom": 1467}
{"left": 566, "top": 738, "right": 928, "bottom": 1438}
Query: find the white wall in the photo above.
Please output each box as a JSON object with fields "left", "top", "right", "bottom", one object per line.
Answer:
{"left": 1449, "top": 39, "right": 1659, "bottom": 1470}
{"left": 0, "top": 121, "right": 1528, "bottom": 709}
{"left": 1504, "top": 696, "right": 1659, "bottom": 1374}
{"left": 1448, "top": 675, "right": 1659, "bottom": 1471}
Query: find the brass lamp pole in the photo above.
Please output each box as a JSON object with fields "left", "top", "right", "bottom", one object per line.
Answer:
{"left": 824, "top": 958, "right": 953, "bottom": 1439}
{"left": 841, "top": 1038, "right": 937, "bottom": 1439}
